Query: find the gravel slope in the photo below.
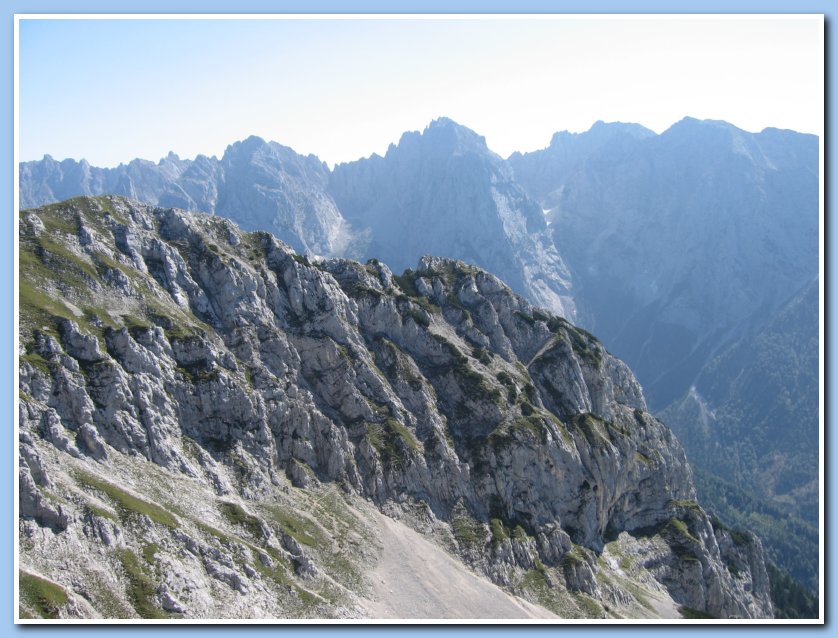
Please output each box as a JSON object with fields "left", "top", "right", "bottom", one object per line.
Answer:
{"left": 360, "top": 509, "right": 557, "bottom": 620}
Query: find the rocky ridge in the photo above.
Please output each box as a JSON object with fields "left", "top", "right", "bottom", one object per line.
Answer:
{"left": 18, "top": 196, "right": 772, "bottom": 619}
{"left": 329, "top": 118, "right": 575, "bottom": 317}
{"left": 19, "top": 120, "right": 574, "bottom": 318}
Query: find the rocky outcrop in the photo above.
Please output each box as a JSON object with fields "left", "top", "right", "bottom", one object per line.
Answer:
{"left": 20, "top": 120, "right": 575, "bottom": 318}
{"left": 329, "top": 118, "right": 575, "bottom": 317}
{"left": 212, "top": 136, "right": 352, "bottom": 257}
{"left": 507, "top": 120, "right": 655, "bottom": 205}
{"left": 18, "top": 196, "right": 772, "bottom": 619}
{"left": 19, "top": 141, "right": 350, "bottom": 259}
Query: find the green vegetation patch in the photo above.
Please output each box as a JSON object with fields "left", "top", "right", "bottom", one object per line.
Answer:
{"left": 393, "top": 270, "right": 440, "bottom": 315}
{"left": 570, "top": 413, "right": 611, "bottom": 446}
{"left": 511, "top": 524, "right": 529, "bottom": 541}
{"left": 175, "top": 360, "right": 220, "bottom": 384}
{"left": 679, "top": 606, "right": 716, "bottom": 619}
{"left": 116, "top": 548, "right": 168, "bottom": 619}
{"left": 664, "top": 517, "right": 703, "bottom": 564}
{"left": 545, "top": 315, "right": 603, "bottom": 367}
{"left": 262, "top": 505, "right": 322, "bottom": 548}
{"left": 195, "top": 521, "right": 236, "bottom": 546}
{"left": 707, "top": 514, "right": 751, "bottom": 547}
{"left": 251, "top": 549, "right": 297, "bottom": 592}
{"left": 489, "top": 518, "right": 509, "bottom": 545}
{"left": 431, "top": 333, "right": 468, "bottom": 366}
{"left": 561, "top": 544, "right": 589, "bottom": 567}
{"left": 19, "top": 277, "right": 82, "bottom": 341}
{"left": 486, "top": 411, "right": 562, "bottom": 454}
{"left": 472, "top": 346, "right": 493, "bottom": 365}
{"left": 27, "top": 202, "right": 80, "bottom": 234}
{"left": 292, "top": 253, "right": 310, "bottom": 267}
{"left": 27, "top": 228, "right": 99, "bottom": 283}
{"left": 521, "top": 564, "right": 549, "bottom": 591}
{"left": 405, "top": 308, "right": 430, "bottom": 327}
{"left": 366, "top": 417, "right": 420, "bottom": 467}
{"left": 495, "top": 371, "right": 514, "bottom": 387}
{"left": 19, "top": 571, "right": 69, "bottom": 619}
{"left": 141, "top": 543, "right": 160, "bottom": 565}
{"left": 667, "top": 517, "right": 699, "bottom": 544}
{"left": 20, "top": 351, "right": 52, "bottom": 376}
{"left": 634, "top": 451, "right": 652, "bottom": 467}
{"left": 75, "top": 470, "right": 178, "bottom": 528}
{"left": 512, "top": 415, "right": 542, "bottom": 438}
{"left": 451, "top": 510, "right": 487, "bottom": 551}
{"left": 79, "top": 569, "right": 134, "bottom": 618}
{"left": 565, "top": 326, "right": 602, "bottom": 366}
{"left": 219, "top": 501, "right": 264, "bottom": 539}
{"left": 518, "top": 565, "right": 596, "bottom": 618}
{"left": 242, "top": 231, "right": 269, "bottom": 261}
{"left": 82, "top": 500, "right": 119, "bottom": 522}
{"left": 572, "top": 593, "right": 605, "bottom": 618}
{"left": 393, "top": 270, "right": 421, "bottom": 297}
{"left": 669, "top": 499, "right": 703, "bottom": 514}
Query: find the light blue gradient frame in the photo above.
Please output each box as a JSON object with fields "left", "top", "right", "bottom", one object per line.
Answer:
{"left": 4, "top": 1, "right": 830, "bottom": 636}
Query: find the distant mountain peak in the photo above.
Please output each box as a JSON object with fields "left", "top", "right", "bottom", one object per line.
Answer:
{"left": 664, "top": 116, "right": 743, "bottom": 135}
{"left": 224, "top": 134, "right": 271, "bottom": 156}
{"left": 547, "top": 120, "right": 654, "bottom": 148}
{"left": 422, "top": 117, "right": 489, "bottom": 151}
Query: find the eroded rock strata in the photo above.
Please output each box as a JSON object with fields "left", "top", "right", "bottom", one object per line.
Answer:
{"left": 19, "top": 196, "right": 771, "bottom": 619}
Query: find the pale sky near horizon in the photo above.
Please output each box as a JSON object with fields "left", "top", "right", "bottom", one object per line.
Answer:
{"left": 17, "top": 15, "right": 824, "bottom": 168}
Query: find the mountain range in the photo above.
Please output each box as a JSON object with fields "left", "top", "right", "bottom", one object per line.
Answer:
{"left": 506, "top": 118, "right": 820, "bottom": 596}
{"left": 18, "top": 116, "right": 820, "bottom": 609}
{"left": 20, "top": 118, "right": 575, "bottom": 319}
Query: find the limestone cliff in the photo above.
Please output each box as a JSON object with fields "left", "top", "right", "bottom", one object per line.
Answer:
{"left": 18, "top": 196, "right": 771, "bottom": 619}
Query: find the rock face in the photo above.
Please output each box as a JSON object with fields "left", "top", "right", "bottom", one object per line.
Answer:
{"left": 509, "top": 118, "right": 820, "bottom": 593}
{"left": 329, "top": 118, "right": 575, "bottom": 317}
{"left": 511, "top": 117, "right": 819, "bottom": 411}
{"left": 507, "top": 120, "right": 656, "bottom": 206}
{"left": 18, "top": 195, "right": 771, "bottom": 619}
{"left": 19, "top": 140, "right": 350, "bottom": 260}
{"left": 210, "top": 137, "right": 352, "bottom": 257}
{"left": 20, "top": 120, "right": 574, "bottom": 318}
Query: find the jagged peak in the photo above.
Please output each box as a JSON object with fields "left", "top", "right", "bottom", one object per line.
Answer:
{"left": 424, "top": 116, "right": 488, "bottom": 149}
{"left": 547, "top": 120, "right": 655, "bottom": 148}
{"left": 662, "top": 116, "right": 747, "bottom": 136}
{"left": 224, "top": 134, "right": 270, "bottom": 156}
{"left": 221, "top": 135, "right": 329, "bottom": 171}
{"left": 387, "top": 117, "right": 489, "bottom": 159}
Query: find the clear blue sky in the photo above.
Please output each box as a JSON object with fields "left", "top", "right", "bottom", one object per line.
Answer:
{"left": 18, "top": 16, "right": 823, "bottom": 167}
